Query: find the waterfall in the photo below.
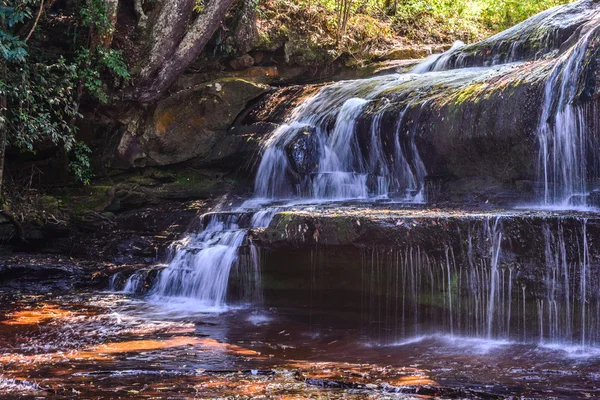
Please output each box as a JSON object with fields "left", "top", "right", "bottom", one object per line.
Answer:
{"left": 108, "top": 1, "right": 600, "bottom": 322}
{"left": 149, "top": 214, "right": 248, "bottom": 311}
{"left": 112, "top": 74, "right": 434, "bottom": 311}
{"left": 412, "top": 5, "right": 600, "bottom": 208}
{"left": 253, "top": 74, "right": 427, "bottom": 203}
{"left": 352, "top": 217, "right": 599, "bottom": 346}
{"left": 118, "top": 209, "right": 277, "bottom": 313}
{"left": 537, "top": 21, "right": 600, "bottom": 208}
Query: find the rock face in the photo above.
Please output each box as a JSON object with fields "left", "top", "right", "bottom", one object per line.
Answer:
{"left": 250, "top": 208, "right": 600, "bottom": 344}
{"left": 112, "top": 78, "right": 269, "bottom": 169}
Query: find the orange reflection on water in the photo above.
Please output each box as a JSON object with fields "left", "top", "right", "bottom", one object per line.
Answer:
{"left": 82, "top": 336, "right": 203, "bottom": 357}
{"left": 195, "top": 338, "right": 261, "bottom": 357}
{"left": 0, "top": 336, "right": 262, "bottom": 367}
{"left": 389, "top": 375, "right": 437, "bottom": 386}
{"left": 2, "top": 304, "right": 74, "bottom": 326}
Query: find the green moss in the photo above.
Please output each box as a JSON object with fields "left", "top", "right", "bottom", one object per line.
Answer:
{"left": 453, "top": 83, "right": 488, "bottom": 105}
{"left": 63, "top": 185, "right": 112, "bottom": 215}
{"left": 159, "top": 170, "right": 233, "bottom": 199}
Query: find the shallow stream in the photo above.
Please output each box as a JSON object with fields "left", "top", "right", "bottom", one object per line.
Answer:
{"left": 1, "top": 284, "right": 599, "bottom": 399}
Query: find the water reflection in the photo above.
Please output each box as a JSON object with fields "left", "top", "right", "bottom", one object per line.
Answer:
{"left": 0, "top": 290, "right": 599, "bottom": 398}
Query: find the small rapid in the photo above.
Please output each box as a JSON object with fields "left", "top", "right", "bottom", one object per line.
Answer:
{"left": 148, "top": 214, "right": 253, "bottom": 312}
{"left": 112, "top": 209, "right": 276, "bottom": 313}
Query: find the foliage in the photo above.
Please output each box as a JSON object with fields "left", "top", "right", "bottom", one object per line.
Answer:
{"left": 0, "top": 1, "right": 33, "bottom": 62}
{"left": 76, "top": 0, "right": 130, "bottom": 104}
{"left": 479, "top": 0, "right": 570, "bottom": 31}
{"left": 262, "top": 0, "right": 574, "bottom": 44}
{"left": 0, "top": 0, "right": 129, "bottom": 185}
{"left": 1, "top": 59, "right": 79, "bottom": 152}
{"left": 69, "top": 142, "right": 93, "bottom": 185}
{"left": 75, "top": 47, "right": 130, "bottom": 103}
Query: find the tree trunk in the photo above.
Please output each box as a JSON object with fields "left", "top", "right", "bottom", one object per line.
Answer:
{"left": 134, "top": 0, "right": 236, "bottom": 103}
{"left": 101, "top": 0, "right": 120, "bottom": 48}
{"left": 136, "top": 0, "right": 197, "bottom": 88}
{"left": 234, "top": 0, "right": 258, "bottom": 53}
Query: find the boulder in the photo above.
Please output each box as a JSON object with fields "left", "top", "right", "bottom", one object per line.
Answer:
{"left": 113, "top": 78, "right": 269, "bottom": 169}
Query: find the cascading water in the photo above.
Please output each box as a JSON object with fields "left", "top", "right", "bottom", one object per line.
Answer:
{"left": 113, "top": 72, "right": 438, "bottom": 311}
{"left": 411, "top": 2, "right": 600, "bottom": 208}
{"left": 351, "top": 217, "right": 600, "bottom": 346}
{"left": 112, "top": 210, "right": 277, "bottom": 312}
{"left": 148, "top": 214, "right": 251, "bottom": 311}
{"left": 536, "top": 19, "right": 600, "bottom": 208}
{"left": 253, "top": 74, "right": 427, "bottom": 202}
{"left": 132, "top": 72, "right": 439, "bottom": 311}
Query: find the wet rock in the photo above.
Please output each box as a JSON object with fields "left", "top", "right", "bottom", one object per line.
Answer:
{"left": 287, "top": 126, "right": 320, "bottom": 175}
{"left": 0, "top": 254, "right": 108, "bottom": 291}
{"left": 62, "top": 200, "right": 206, "bottom": 265}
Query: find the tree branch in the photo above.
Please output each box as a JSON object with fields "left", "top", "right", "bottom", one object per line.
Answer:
{"left": 136, "top": 0, "right": 196, "bottom": 86}
{"left": 134, "top": 0, "right": 147, "bottom": 28}
{"left": 25, "top": 0, "right": 44, "bottom": 42}
{"left": 18, "top": 0, "right": 56, "bottom": 40}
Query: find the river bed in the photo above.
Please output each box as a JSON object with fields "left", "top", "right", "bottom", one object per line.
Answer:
{"left": 1, "top": 283, "right": 599, "bottom": 399}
